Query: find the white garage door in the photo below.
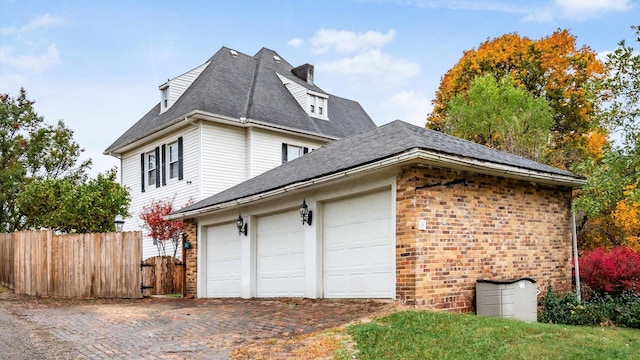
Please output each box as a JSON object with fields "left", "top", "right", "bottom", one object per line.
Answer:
{"left": 256, "top": 210, "right": 305, "bottom": 297}
{"left": 205, "top": 223, "right": 242, "bottom": 297}
{"left": 323, "top": 190, "right": 394, "bottom": 298}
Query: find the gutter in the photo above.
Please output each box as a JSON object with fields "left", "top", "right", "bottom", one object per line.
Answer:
{"left": 166, "top": 148, "right": 585, "bottom": 220}
{"left": 103, "top": 110, "right": 203, "bottom": 156}
{"left": 106, "top": 110, "right": 341, "bottom": 156}
{"left": 191, "top": 110, "right": 340, "bottom": 142}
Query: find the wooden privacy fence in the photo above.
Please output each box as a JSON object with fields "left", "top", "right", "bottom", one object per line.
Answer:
{"left": 140, "top": 256, "right": 185, "bottom": 296}
{"left": 0, "top": 232, "right": 14, "bottom": 289}
{"left": 0, "top": 230, "right": 142, "bottom": 299}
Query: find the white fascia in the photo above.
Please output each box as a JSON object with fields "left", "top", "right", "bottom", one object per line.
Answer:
{"left": 191, "top": 110, "right": 339, "bottom": 142}
{"left": 105, "top": 109, "right": 338, "bottom": 156}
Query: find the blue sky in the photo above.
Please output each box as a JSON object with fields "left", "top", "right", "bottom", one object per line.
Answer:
{"left": 1, "top": 0, "right": 638, "bottom": 176}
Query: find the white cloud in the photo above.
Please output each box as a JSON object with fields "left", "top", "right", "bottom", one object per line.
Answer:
{"left": 554, "top": 0, "right": 631, "bottom": 18}
{"left": 287, "top": 37, "right": 304, "bottom": 48}
{"left": 367, "top": 0, "right": 529, "bottom": 14}
{"left": 0, "top": 44, "right": 60, "bottom": 73}
{"left": 0, "top": 14, "right": 65, "bottom": 35}
{"left": 318, "top": 49, "right": 420, "bottom": 84}
{"left": 311, "top": 29, "right": 396, "bottom": 54}
{"left": 597, "top": 50, "right": 613, "bottom": 63}
{"left": 364, "top": 0, "right": 633, "bottom": 22}
{"left": 597, "top": 49, "right": 640, "bottom": 64}
{"left": 387, "top": 90, "right": 430, "bottom": 126}
{"left": 521, "top": 9, "right": 555, "bottom": 23}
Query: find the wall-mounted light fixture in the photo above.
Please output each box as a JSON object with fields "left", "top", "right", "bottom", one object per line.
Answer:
{"left": 182, "top": 233, "right": 191, "bottom": 249}
{"left": 236, "top": 214, "right": 248, "bottom": 236}
{"left": 299, "top": 199, "right": 312, "bottom": 225}
{"left": 114, "top": 214, "right": 125, "bottom": 232}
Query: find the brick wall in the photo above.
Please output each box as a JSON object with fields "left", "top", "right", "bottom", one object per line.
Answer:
{"left": 396, "top": 164, "right": 574, "bottom": 312}
{"left": 183, "top": 219, "right": 198, "bottom": 297}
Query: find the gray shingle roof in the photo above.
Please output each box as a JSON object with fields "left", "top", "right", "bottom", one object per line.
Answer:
{"left": 104, "top": 47, "right": 375, "bottom": 154}
{"left": 175, "top": 120, "right": 584, "bottom": 215}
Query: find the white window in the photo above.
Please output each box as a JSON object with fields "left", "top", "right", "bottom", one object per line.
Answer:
{"left": 169, "top": 142, "right": 179, "bottom": 179}
{"left": 161, "top": 87, "right": 169, "bottom": 109}
{"left": 147, "top": 152, "right": 157, "bottom": 187}
{"left": 282, "top": 143, "right": 310, "bottom": 164}
{"left": 307, "top": 93, "right": 328, "bottom": 120}
{"left": 288, "top": 145, "right": 303, "bottom": 161}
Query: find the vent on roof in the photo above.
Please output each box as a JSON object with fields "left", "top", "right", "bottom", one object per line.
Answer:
{"left": 229, "top": 49, "right": 238, "bottom": 58}
{"left": 273, "top": 55, "right": 281, "bottom": 63}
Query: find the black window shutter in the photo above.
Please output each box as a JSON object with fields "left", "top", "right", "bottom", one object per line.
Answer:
{"left": 154, "top": 147, "right": 160, "bottom": 188}
{"left": 177, "top": 137, "right": 184, "bottom": 180}
{"left": 281, "top": 143, "right": 288, "bottom": 164}
{"left": 140, "top": 153, "right": 145, "bottom": 193}
{"left": 161, "top": 144, "right": 167, "bottom": 186}
{"left": 303, "top": 147, "right": 309, "bottom": 154}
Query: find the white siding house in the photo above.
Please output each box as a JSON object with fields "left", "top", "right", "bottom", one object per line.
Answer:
{"left": 105, "top": 46, "right": 375, "bottom": 260}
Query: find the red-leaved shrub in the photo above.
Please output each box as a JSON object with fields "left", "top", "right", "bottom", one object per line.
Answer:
{"left": 139, "top": 196, "right": 193, "bottom": 257}
{"left": 579, "top": 246, "right": 640, "bottom": 294}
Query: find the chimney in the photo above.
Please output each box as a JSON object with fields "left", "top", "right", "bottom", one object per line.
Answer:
{"left": 292, "top": 64, "right": 314, "bottom": 85}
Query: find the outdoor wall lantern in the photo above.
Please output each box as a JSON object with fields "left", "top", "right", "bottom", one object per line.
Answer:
{"left": 299, "top": 199, "right": 312, "bottom": 225}
{"left": 114, "top": 214, "right": 125, "bottom": 232}
{"left": 183, "top": 233, "right": 191, "bottom": 249}
{"left": 236, "top": 214, "right": 248, "bottom": 236}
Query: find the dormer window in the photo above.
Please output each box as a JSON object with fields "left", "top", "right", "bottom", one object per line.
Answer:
{"left": 160, "top": 85, "right": 170, "bottom": 111}
{"left": 276, "top": 72, "right": 329, "bottom": 120}
{"left": 307, "top": 91, "right": 328, "bottom": 120}
{"left": 162, "top": 89, "right": 168, "bottom": 107}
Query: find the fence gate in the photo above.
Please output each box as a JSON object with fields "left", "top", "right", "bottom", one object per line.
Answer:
{"left": 140, "top": 256, "right": 185, "bottom": 296}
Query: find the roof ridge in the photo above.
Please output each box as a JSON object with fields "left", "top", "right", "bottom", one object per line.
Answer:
{"left": 245, "top": 53, "right": 262, "bottom": 119}
{"left": 395, "top": 120, "right": 424, "bottom": 146}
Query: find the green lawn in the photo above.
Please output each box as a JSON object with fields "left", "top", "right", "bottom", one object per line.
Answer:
{"left": 344, "top": 311, "right": 640, "bottom": 360}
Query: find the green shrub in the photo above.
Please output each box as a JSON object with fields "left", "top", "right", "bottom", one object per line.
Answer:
{"left": 539, "top": 286, "right": 640, "bottom": 328}
{"left": 610, "top": 291, "right": 640, "bottom": 328}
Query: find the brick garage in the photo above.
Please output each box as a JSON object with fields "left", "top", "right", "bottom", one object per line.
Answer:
{"left": 395, "top": 164, "right": 573, "bottom": 311}
{"left": 172, "top": 121, "right": 583, "bottom": 310}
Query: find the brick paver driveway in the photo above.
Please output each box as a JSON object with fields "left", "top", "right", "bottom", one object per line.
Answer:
{"left": 1, "top": 294, "right": 386, "bottom": 359}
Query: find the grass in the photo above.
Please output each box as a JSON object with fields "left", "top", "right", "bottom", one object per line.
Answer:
{"left": 344, "top": 311, "right": 640, "bottom": 360}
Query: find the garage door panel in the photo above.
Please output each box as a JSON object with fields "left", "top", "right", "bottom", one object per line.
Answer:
{"left": 206, "top": 223, "right": 241, "bottom": 297}
{"left": 325, "top": 271, "right": 391, "bottom": 298}
{"left": 323, "top": 190, "right": 393, "bottom": 299}
{"left": 257, "top": 210, "right": 305, "bottom": 297}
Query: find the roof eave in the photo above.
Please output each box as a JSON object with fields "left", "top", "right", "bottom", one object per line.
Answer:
{"left": 166, "top": 148, "right": 585, "bottom": 220}
{"left": 103, "top": 110, "right": 204, "bottom": 156}
{"left": 104, "top": 109, "right": 340, "bottom": 156}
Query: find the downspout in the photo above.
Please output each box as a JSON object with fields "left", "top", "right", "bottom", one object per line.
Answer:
{"left": 118, "top": 154, "right": 124, "bottom": 185}
{"left": 571, "top": 206, "right": 581, "bottom": 303}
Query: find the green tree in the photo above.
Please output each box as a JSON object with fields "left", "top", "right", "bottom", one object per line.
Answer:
{"left": 575, "top": 26, "right": 640, "bottom": 249}
{"left": 1, "top": 88, "right": 129, "bottom": 233}
{"left": 16, "top": 168, "right": 130, "bottom": 233}
{"left": 443, "top": 75, "right": 554, "bottom": 161}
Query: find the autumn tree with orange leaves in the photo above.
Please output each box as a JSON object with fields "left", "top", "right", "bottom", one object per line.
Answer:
{"left": 427, "top": 29, "right": 605, "bottom": 170}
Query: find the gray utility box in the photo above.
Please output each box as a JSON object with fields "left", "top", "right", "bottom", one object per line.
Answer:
{"left": 476, "top": 278, "right": 538, "bottom": 322}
